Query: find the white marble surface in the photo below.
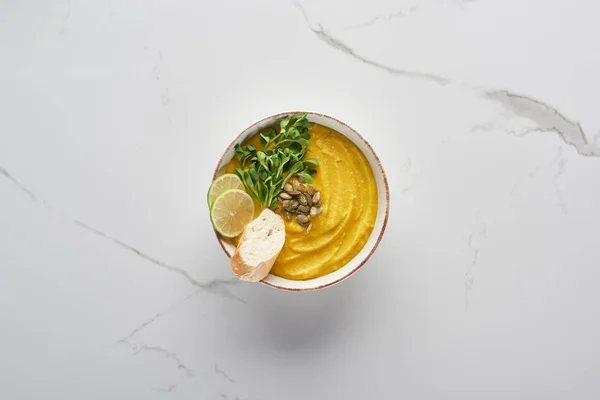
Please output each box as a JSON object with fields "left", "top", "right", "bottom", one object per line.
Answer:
{"left": 1, "top": 0, "right": 600, "bottom": 398}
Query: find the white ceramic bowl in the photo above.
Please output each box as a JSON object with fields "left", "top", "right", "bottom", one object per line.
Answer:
{"left": 213, "top": 112, "right": 390, "bottom": 291}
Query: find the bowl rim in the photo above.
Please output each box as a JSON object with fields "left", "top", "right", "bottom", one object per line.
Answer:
{"left": 212, "top": 111, "right": 390, "bottom": 291}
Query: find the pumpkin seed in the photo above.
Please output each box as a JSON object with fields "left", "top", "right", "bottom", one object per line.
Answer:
{"left": 282, "top": 200, "right": 291, "bottom": 209}
{"left": 293, "top": 180, "right": 299, "bottom": 190}
{"left": 279, "top": 192, "right": 292, "bottom": 200}
{"left": 289, "top": 200, "right": 299, "bottom": 210}
{"left": 298, "top": 205, "right": 310, "bottom": 213}
{"left": 312, "top": 192, "right": 321, "bottom": 204}
{"left": 284, "top": 183, "right": 293, "bottom": 193}
{"left": 298, "top": 176, "right": 305, "bottom": 184}
{"left": 288, "top": 190, "right": 301, "bottom": 195}
{"left": 298, "top": 184, "right": 305, "bottom": 192}
{"left": 298, "top": 194, "right": 308, "bottom": 206}
{"left": 296, "top": 214, "right": 309, "bottom": 226}
{"left": 307, "top": 186, "right": 315, "bottom": 196}
{"left": 314, "top": 206, "right": 323, "bottom": 215}
{"left": 306, "top": 223, "right": 312, "bottom": 233}
{"left": 310, "top": 206, "right": 318, "bottom": 217}
{"left": 306, "top": 194, "right": 312, "bottom": 206}
{"left": 284, "top": 211, "right": 292, "bottom": 221}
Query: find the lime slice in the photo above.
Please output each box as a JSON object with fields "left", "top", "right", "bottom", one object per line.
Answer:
{"left": 207, "top": 174, "right": 245, "bottom": 206}
{"left": 210, "top": 189, "right": 255, "bottom": 238}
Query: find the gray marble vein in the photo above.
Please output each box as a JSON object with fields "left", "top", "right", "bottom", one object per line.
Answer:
{"left": 343, "top": 0, "right": 479, "bottom": 30}
{"left": 554, "top": 157, "right": 568, "bottom": 214}
{"left": 215, "top": 364, "right": 236, "bottom": 384}
{"left": 0, "top": 166, "right": 41, "bottom": 203}
{"left": 0, "top": 166, "right": 245, "bottom": 303}
{"left": 72, "top": 219, "right": 246, "bottom": 303}
{"left": 145, "top": 47, "right": 172, "bottom": 126}
{"left": 511, "top": 147, "right": 562, "bottom": 198}
{"left": 125, "top": 342, "right": 194, "bottom": 376}
{"left": 220, "top": 395, "right": 242, "bottom": 400}
{"left": 292, "top": 1, "right": 600, "bottom": 159}
{"left": 154, "top": 385, "right": 177, "bottom": 393}
{"left": 220, "top": 395, "right": 245, "bottom": 400}
{"left": 510, "top": 147, "right": 569, "bottom": 214}
{"left": 117, "top": 312, "right": 165, "bottom": 344}
{"left": 400, "top": 158, "right": 414, "bottom": 194}
{"left": 292, "top": 0, "right": 450, "bottom": 85}
{"left": 465, "top": 211, "right": 486, "bottom": 312}
{"left": 59, "top": 0, "right": 71, "bottom": 35}
{"left": 115, "top": 290, "right": 200, "bottom": 345}
{"left": 344, "top": 7, "right": 418, "bottom": 30}
{"left": 468, "top": 228, "right": 486, "bottom": 267}
{"left": 484, "top": 91, "right": 600, "bottom": 157}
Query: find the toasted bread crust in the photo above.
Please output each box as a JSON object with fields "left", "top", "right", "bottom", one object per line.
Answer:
{"left": 231, "top": 250, "right": 279, "bottom": 282}
{"left": 230, "top": 210, "right": 285, "bottom": 282}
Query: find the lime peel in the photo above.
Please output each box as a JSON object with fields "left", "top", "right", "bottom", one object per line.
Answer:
{"left": 210, "top": 189, "right": 254, "bottom": 238}
{"left": 207, "top": 173, "right": 245, "bottom": 206}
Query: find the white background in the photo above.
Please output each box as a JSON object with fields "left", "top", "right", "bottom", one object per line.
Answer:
{"left": 1, "top": 0, "right": 600, "bottom": 399}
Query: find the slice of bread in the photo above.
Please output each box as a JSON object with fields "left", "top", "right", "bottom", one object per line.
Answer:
{"left": 230, "top": 208, "right": 286, "bottom": 282}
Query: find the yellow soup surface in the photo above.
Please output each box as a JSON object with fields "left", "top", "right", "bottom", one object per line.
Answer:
{"left": 224, "top": 123, "right": 378, "bottom": 280}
